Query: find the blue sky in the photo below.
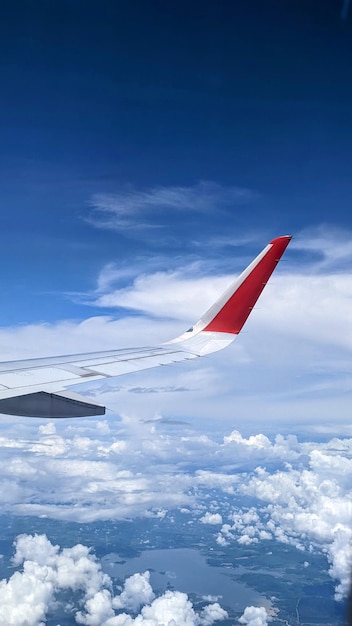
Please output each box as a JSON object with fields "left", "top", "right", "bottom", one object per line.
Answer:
{"left": 1, "top": 4, "right": 352, "bottom": 623}
{"left": 1, "top": 1, "right": 352, "bottom": 323}
{"left": 1, "top": 1, "right": 352, "bottom": 431}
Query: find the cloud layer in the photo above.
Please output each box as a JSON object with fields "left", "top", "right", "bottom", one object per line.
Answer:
{"left": 0, "top": 418, "right": 350, "bottom": 601}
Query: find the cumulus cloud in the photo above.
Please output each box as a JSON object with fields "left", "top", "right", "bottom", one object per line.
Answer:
{"left": 200, "top": 603, "right": 228, "bottom": 625}
{"left": 223, "top": 431, "right": 271, "bottom": 449}
{"left": 214, "top": 442, "right": 352, "bottom": 600}
{"left": 200, "top": 512, "right": 223, "bottom": 525}
{"left": 38, "top": 422, "right": 56, "bottom": 436}
{"left": 77, "top": 589, "right": 115, "bottom": 626}
{"left": 112, "top": 571, "right": 155, "bottom": 612}
{"left": 238, "top": 606, "right": 271, "bottom": 626}
{"left": 1, "top": 418, "right": 351, "bottom": 601}
{"left": 105, "top": 591, "right": 228, "bottom": 626}
{"left": 0, "top": 535, "right": 229, "bottom": 626}
{"left": 0, "top": 533, "right": 111, "bottom": 626}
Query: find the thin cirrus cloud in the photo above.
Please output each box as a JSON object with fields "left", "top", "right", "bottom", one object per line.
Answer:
{"left": 292, "top": 225, "right": 352, "bottom": 271}
{"left": 87, "top": 181, "right": 256, "bottom": 231}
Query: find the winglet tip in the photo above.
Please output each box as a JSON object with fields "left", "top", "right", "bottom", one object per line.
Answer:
{"left": 269, "top": 234, "right": 292, "bottom": 245}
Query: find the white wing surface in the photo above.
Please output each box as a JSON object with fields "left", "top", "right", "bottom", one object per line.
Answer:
{"left": 0, "top": 236, "right": 291, "bottom": 418}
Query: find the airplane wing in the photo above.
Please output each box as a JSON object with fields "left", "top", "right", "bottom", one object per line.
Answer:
{"left": 0, "top": 236, "right": 291, "bottom": 418}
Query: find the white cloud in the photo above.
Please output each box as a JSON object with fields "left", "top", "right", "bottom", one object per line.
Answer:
{"left": 238, "top": 606, "right": 271, "bottom": 626}
{"left": 92, "top": 270, "right": 231, "bottom": 320}
{"left": 128, "top": 590, "right": 197, "bottom": 626}
{"left": 88, "top": 181, "right": 254, "bottom": 231}
{"left": 0, "top": 535, "right": 229, "bottom": 626}
{"left": 0, "top": 417, "right": 351, "bottom": 600}
{"left": 0, "top": 566, "right": 53, "bottom": 626}
{"left": 106, "top": 590, "right": 228, "bottom": 626}
{"left": 293, "top": 225, "right": 352, "bottom": 270}
{"left": 112, "top": 571, "right": 155, "bottom": 612}
{"left": 223, "top": 431, "right": 271, "bottom": 449}
{"left": 215, "top": 444, "right": 352, "bottom": 600}
{"left": 200, "top": 603, "right": 228, "bottom": 625}
{"left": 38, "top": 422, "right": 56, "bottom": 435}
{"left": 0, "top": 533, "right": 111, "bottom": 626}
{"left": 256, "top": 271, "right": 352, "bottom": 353}
{"left": 77, "top": 589, "right": 115, "bottom": 626}
{"left": 200, "top": 512, "right": 223, "bottom": 525}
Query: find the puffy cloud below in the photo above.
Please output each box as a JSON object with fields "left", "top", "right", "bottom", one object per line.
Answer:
{"left": 200, "top": 512, "right": 223, "bottom": 525}
{"left": 0, "top": 534, "right": 229, "bottom": 626}
{"left": 223, "top": 431, "right": 271, "bottom": 449}
{"left": 0, "top": 418, "right": 352, "bottom": 600}
{"left": 103, "top": 591, "right": 228, "bottom": 626}
{"left": 112, "top": 571, "right": 155, "bottom": 612}
{"left": 238, "top": 606, "right": 271, "bottom": 626}
{"left": 0, "top": 533, "right": 111, "bottom": 626}
{"left": 215, "top": 442, "right": 352, "bottom": 600}
{"left": 1, "top": 375, "right": 352, "bottom": 605}
{"left": 200, "top": 603, "right": 228, "bottom": 626}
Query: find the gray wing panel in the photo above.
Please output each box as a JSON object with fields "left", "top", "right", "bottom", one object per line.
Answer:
{"left": 0, "top": 391, "right": 105, "bottom": 418}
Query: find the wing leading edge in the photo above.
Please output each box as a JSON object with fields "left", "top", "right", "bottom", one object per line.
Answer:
{"left": 0, "top": 236, "right": 291, "bottom": 418}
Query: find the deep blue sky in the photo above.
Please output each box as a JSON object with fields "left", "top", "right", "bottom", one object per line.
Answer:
{"left": 1, "top": 0, "right": 352, "bottom": 324}
{"left": 1, "top": 9, "right": 352, "bottom": 616}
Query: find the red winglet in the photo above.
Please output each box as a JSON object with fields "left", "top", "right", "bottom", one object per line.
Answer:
{"left": 203, "top": 235, "right": 292, "bottom": 334}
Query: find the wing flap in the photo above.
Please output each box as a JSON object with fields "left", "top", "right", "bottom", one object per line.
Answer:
{"left": 0, "top": 391, "right": 105, "bottom": 418}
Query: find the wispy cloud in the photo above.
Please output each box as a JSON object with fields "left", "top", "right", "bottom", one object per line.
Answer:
{"left": 92, "top": 269, "right": 231, "bottom": 320}
{"left": 87, "top": 181, "right": 256, "bottom": 232}
{"left": 292, "top": 225, "right": 352, "bottom": 271}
